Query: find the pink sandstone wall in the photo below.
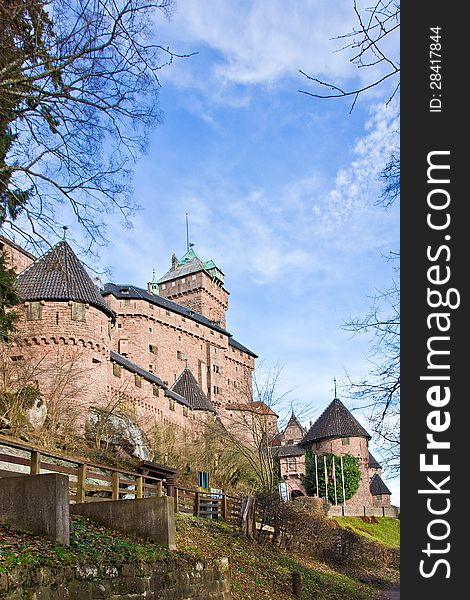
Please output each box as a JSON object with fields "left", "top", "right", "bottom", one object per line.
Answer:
{"left": 158, "top": 271, "right": 229, "bottom": 328}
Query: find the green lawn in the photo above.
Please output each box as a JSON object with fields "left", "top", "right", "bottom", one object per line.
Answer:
{"left": 332, "top": 516, "right": 400, "bottom": 548}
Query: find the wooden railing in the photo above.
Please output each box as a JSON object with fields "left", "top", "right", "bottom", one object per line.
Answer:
{"left": 0, "top": 435, "right": 243, "bottom": 523}
{"left": 176, "top": 487, "right": 242, "bottom": 524}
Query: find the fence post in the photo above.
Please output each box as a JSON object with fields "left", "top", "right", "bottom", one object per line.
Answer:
{"left": 30, "top": 451, "right": 41, "bottom": 475}
{"left": 292, "top": 571, "right": 302, "bottom": 598}
{"left": 221, "top": 495, "right": 227, "bottom": 520}
{"left": 112, "top": 472, "right": 120, "bottom": 500}
{"left": 136, "top": 476, "right": 143, "bottom": 499}
{"left": 194, "top": 491, "right": 200, "bottom": 517}
{"left": 174, "top": 487, "right": 179, "bottom": 513}
{"left": 166, "top": 475, "right": 175, "bottom": 498}
{"left": 76, "top": 464, "right": 87, "bottom": 503}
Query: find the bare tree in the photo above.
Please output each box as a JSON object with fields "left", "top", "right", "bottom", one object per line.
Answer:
{"left": 299, "top": 2, "right": 400, "bottom": 473}
{"left": 299, "top": 0, "right": 400, "bottom": 111}
{"left": 214, "top": 362, "right": 292, "bottom": 494}
{"left": 0, "top": 0, "right": 189, "bottom": 253}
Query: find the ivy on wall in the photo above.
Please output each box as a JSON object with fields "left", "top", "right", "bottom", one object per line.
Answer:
{"left": 304, "top": 450, "right": 360, "bottom": 504}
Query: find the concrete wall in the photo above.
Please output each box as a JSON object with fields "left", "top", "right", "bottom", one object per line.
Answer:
{"left": 0, "top": 473, "right": 70, "bottom": 544}
{"left": 0, "top": 558, "right": 232, "bottom": 599}
{"left": 70, "top": 496, "right": 176, "bottom": 550}
{"left": 327, "top": 504, "right": 399, "bottom": 518}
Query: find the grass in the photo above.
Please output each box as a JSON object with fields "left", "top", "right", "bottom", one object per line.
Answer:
{"left": 0, "top": 516, "right": 171, "bottom": 573}
{"left": 176, "top": 515, "right": 398, "bottom": 600}
{"left": 332, "top": 516, "right": 400, "bottom": 548}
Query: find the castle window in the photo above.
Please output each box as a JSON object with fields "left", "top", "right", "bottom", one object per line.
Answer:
{"left": 71, "top": 302, "right": 86, "bottom": 322}
{"left": 149, "top": 344, "right": 158, "bottom": 354}
{"left": 113, "top": 363, "right": 122, "bottom": 378}
{"left": 177, "top": 350, "right": 183, "bottom": 360}
{"left": 195, "top": 323, "right": 199, "bottom": 328}
{"left": 169, "top": 398, "right": 175, "bottom": 411}
{"left": 92, "top": 358, "right": 101, "bottom": 364}
{"left": 210, "top": 330, "right": 214, "bottom": 335}
{"left": 120, "top": 288, "right": 129, "bottom": 294}
{"left": 183, "top": 406, "right": 188, "bottom": 417}
{"left": 134, "top": 374, "right": 142, "bottom": 387}
{"left": 342, "top": 437, "right": 350, "bottom": 446}
{"left": 153, "top": 385, "right": 159, "bottom": 396}
{"left": 10, "top": 355, "right": 24, "bottom": 361}
{"left": 181, "top": 317, "right": 185, "bottom": 322}
{"left": 182, "top": 278, "right": 186, "bottom": 283}
{"left": 213, "top": 365, "right": 220, "bottom": 373}
{"left": 26, "top": 301, "right": 42, "bottom": 321}
{"left": 192, "top": 275, "right": 196, "bottom": 280}
{"left": 117, "top": 323, "right": 122, "bottom": 329}
{"left": 161, "top": 284, "right": 166, "bottom": 289}
{"left": 148, "top": 364, "right": 153, "bottom": 372}
{"left": 165, "top": 310, "right": 170, "bottom": 316}
{"left": 171, "top": 281, "right": 176, "bottom": 287}
{"left": 123, "top": 299, "right": 130, "bottom": 305}
{"left": 149, "top": 327, "right": 152, "bottom": 332}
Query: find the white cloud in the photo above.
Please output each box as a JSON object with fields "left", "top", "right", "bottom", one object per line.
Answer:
{"left": 159, "top": 0, "right": 397, "bottom": 91}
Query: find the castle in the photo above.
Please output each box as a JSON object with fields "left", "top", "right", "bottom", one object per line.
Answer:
{"left": 1, "top": 236, "right": 393, "bottom": 513}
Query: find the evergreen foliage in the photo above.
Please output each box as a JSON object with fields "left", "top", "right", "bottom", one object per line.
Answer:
{"left": 304, "top": 449, "right": 360, "bottom": 503}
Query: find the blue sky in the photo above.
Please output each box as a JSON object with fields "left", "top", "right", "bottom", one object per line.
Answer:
{"left": 61, "top": 2, "right": 402, "bottom": 500}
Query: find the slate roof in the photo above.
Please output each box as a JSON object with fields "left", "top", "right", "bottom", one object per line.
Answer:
{"left": 171, "top": 367, "right": 216, "bottom": 412}
{"left": 228, "top": 337, "right": 258, "bottom": 358}
{"left": 102, "top": 283, "right": 257, "bottom": 357}
{"left": 158, "top": 256, "right": 207, "bottom": 284}
{"left": 369, "top": 473, "right": 392, "bottom": 496}
{"left": 368, "top": 451, "right": 382, "bottom": 470}
{"left": 272, "top": 444, "right": 305, "bottom": 458}
{"left": 15, "top": 241, "right": 114, "bottom": 318}
{"left": 285, "top": 413, "right": 307, "bottom": 436}
{"left": 110, "top": 351, "right": 190, "bottom": 408}
{"left": 157, "top": 247, "right": 226, "bottom": 285}
{"left": 301, "top": 398, "right": 371, "bottom": 445}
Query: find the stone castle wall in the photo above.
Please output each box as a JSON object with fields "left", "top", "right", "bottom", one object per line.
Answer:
{"left": 309, "top": 437, "right": 373, "bottom": 509}
{"left": 159, "top": 270, "right": 229, "bottom": 328}
{"left": 0, "top": 237, "right": 36, "bottom": 273}
{"left": 104, "top": 294, "right": 255, "bottom": 418}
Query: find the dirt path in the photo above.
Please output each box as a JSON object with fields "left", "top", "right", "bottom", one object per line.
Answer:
{"left": 376, "top": 584, "right": 400, "bottom": 599}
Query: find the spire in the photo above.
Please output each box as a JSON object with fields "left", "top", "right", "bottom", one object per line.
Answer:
{"left": 334, "top": 377, "right": 338, "bottom": 399}
{"left": 149, "top": 269, "right": 159, "bottom": 295}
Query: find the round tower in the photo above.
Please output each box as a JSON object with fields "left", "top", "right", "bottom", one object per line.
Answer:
{"left": 301, "top": 397, "right": 372, "bottom": 509}
{"left": 10, "top": 241, "right": 115, "bottom": 429}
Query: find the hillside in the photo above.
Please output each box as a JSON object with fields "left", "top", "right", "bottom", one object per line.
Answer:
{"left": 0, "top": 514, "right": 399, "bottom": 599}
{"left": 333, "top": 517, "right": 400, "bottom": 549}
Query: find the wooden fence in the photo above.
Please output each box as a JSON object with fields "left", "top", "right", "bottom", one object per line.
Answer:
{"left": 0, "top": 435, "right": 242, "bottom": 523}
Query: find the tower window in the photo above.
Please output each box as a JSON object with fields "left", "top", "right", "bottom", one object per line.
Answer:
{"left": 113, "top": 363, "right": 122, "bottom": 378}
{"left": 134, "top": 374, "right": 142, "bottom": 387}
{"left": 149, "top": 344, "right": 158, "bottom": 354}
{"left": 342, "top": 437, "right": 350, "bottom": 446}
{"left": 26, "top": 301, "right": 42, "bottom": 321}
{"left": 71, "top": 302, "right": 86, "bottom": 322}
{"left": 161, "top": 284, "right": 166, "bottom": 289}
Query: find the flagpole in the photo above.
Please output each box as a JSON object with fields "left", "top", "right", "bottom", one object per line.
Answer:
{"left": 324, "top": 456, "right": 328, "bottom": 502}
{"left": 314, "top": 454, "right": 319, "bottom": 497}
{"left": 340, "top": 456, "right": 346, "bottom": 510}
{"left": 333, "top": 457, "right": 338, "bottom": 506}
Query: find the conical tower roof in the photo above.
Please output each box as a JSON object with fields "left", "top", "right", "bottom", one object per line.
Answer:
{"left": 15, "top": 241, "right": 114, "bottom": 318}
{"left": 170, "top": 367, "right": 216, "bottom": 412}
{"left": 369, "top": 473, "right": 391, "bottom": 496}
{"left": 301, "top": 398, "right": 371, "bottom": 445}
